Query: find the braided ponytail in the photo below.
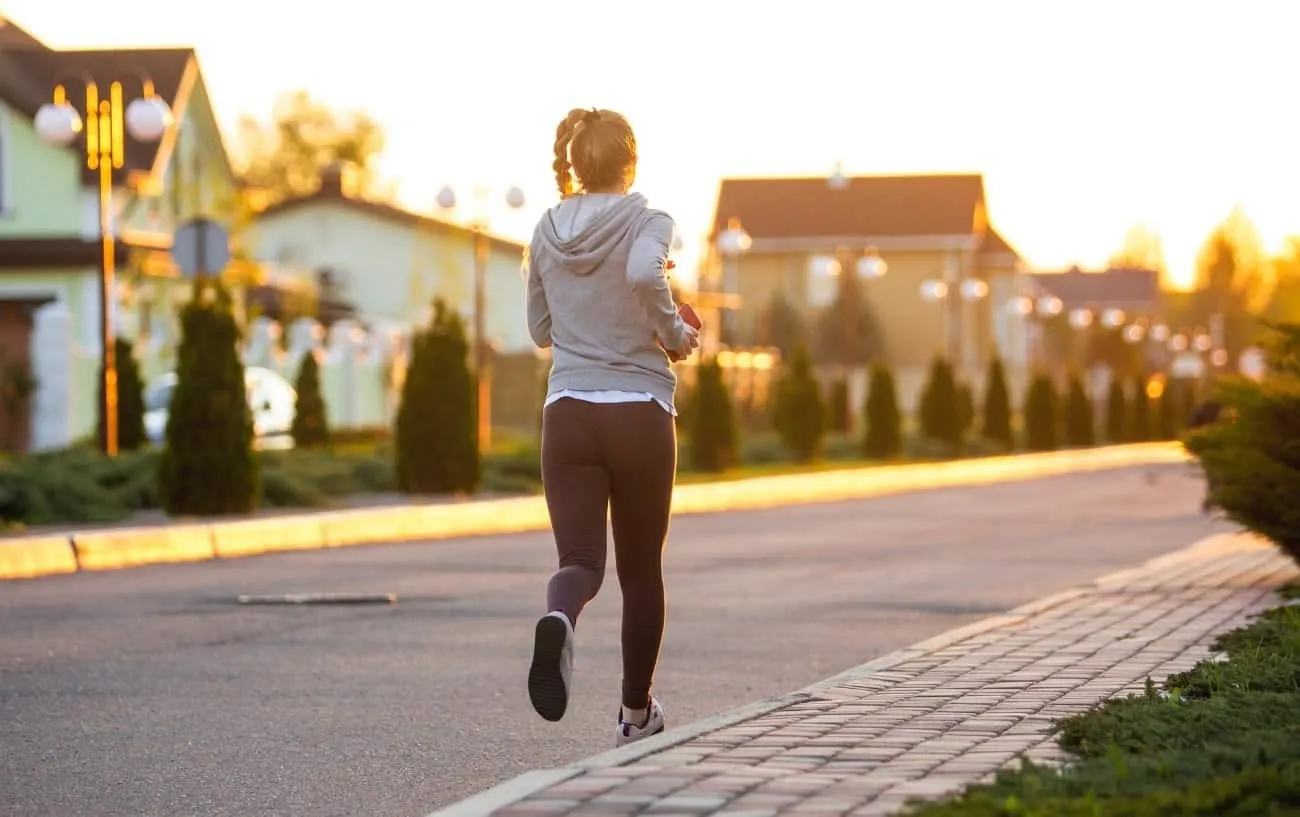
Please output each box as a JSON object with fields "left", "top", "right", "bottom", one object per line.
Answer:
{"left": 552, "top": 108, "right": 588, "bottom": 198}
{"left": 551, "top": 107, "right": 638, "bottom": 199}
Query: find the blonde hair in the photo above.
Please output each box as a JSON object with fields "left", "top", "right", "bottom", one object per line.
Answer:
{"left": 552, "top": 108, "right": 638, "bottom": 199}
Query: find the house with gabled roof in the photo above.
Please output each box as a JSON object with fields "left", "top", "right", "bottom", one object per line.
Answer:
{"left": 705, "top": 172, "right": 1030, "bottom": 411}
{"left": 249, "top": 165, "right": 539, "bottom": 429}
{"left": 0, "top": 15, "right": 240, "bottom": 450}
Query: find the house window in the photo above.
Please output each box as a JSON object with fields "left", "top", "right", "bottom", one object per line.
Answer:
{"left": 0, "top": 104, "right": 11, "bottom": 215}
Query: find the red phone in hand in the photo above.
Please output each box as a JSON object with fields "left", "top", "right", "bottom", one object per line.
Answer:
{"left": 661, "top": 303, "right": 702, "bottom": 361}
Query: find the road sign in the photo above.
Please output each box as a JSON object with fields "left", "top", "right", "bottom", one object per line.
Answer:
{"left": 171, "top": 217, "right": 231, "bottom": 279}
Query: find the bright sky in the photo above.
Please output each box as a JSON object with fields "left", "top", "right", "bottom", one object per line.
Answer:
{"left": 5, "top": 0, "right": 1296, "bottom": 289}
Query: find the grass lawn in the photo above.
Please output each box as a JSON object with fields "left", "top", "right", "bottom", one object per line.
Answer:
{"left": 901, "top": 586, "right": 1300, "bottom": 815}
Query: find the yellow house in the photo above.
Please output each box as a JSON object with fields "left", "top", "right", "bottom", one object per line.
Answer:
{"left": 0, "top": 16, "right": 241, "bottom": 449}
{"left": 249, "top": 169, "right": 542, "bottom": 429}
{"left": 705, "top": 173, "right": 1030, "bottom": 411}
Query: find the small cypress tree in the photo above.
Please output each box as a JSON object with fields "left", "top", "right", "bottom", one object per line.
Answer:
{"left": 1064, "top": 374, "right": 1094, "bottom": 446}
{"left": 773, "top": 343, "right": 824, "bottom": 462}
{"left": 827, "top": 378, "right": 850, "bottom": 435}
{"left": 289, "top": 351, "right": 330, "bottom": 447}
{"left": 861, "top": 363, "right": 902, "bottom": 459}
{"left": 980, "top": 357, "right": 1013, "bottom": 449}
{"left": 918, "top": 356, "right": 961, "bottom": 449}
{"left": 1105, "top": 377, "right": 1128, "bottom": 443}
{"left": 956, "top": 382, "right": 975, "bottom": 445}
{"left": 158, "top": 278, "right": 259, "bottom": 515}
{"left": 689, "top": 357, "right": 737, "bottom": 472}
{"left": 98, "top": 336, "right": 146, "bottom": 452}
{"left": 395, "top": 299, "right": 479, "bottom": 494}
{"left": 1131, "top": 373, "right": 1152, "bottom": 442}
{"left": 1024, "top": 374, "right": 1059, "bottom": 452}
{"left": 1158, "top": 378, "right": 1184, "bottom": 441}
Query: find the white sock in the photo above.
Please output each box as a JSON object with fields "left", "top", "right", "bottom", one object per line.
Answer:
{"left": 622, "top": 705, "right": 648, "bottom": 727}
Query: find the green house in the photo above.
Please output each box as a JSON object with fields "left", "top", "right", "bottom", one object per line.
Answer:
{"left": 0, "top": 16, "right": 241, "bottom": 452}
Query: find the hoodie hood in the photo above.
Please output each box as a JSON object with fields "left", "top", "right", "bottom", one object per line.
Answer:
{"left": 536, "top": 192, "right": 649, "bottom": 276}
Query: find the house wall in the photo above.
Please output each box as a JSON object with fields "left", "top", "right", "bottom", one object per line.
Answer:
{"left": 252, "top": 202, "right": 531, "bottom": 353}
{"left": 0, "top": 99, "right": 84, "bottom": 238}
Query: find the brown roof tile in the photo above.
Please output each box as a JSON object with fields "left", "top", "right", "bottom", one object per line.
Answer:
{"left": 0, "top": 16, "right": 47, "bottom": 49}
{"left": 712, "top": 174, "right": 987, "bottom": 240}
{"left": 979, "top": 226, "right": 1020, "bottom": 260}
{"left": 1029, "top": 266, "right": 1160, "bottom": 309}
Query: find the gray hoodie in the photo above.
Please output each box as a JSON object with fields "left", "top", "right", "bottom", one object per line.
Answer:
{"left": 525, "top": 192, "right": 693, "bottom": 409}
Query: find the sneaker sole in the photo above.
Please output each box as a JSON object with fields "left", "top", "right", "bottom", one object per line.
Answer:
{"left": 528, "top": 616, "right": 569, "bottom": 722}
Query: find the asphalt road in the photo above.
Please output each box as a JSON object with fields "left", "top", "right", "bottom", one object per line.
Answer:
{"left": 0, "top": 463, "right": 1232, "bottom": 817}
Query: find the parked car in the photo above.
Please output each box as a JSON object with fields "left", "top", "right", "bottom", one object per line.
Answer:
{"left": 143, "top": 366, "right": 297, "bottom": 449}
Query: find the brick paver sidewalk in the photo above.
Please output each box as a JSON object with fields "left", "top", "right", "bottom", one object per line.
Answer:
{"left": 439, "top": 534, "right": 1295, "bottom": 817}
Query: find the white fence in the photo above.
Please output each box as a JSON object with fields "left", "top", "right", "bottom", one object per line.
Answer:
{"left": 28, "top": 307, "right": 410, "bottom": 452}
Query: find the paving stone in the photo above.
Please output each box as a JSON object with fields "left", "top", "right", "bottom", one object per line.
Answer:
{"left": 484, "top": 541, "right": 1295, "bottom": 817}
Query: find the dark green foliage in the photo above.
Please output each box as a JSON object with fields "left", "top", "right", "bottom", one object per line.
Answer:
{"left": 826, "top": 378, "right": 850, "bottom": 434}
{"left": 918, "top": 356, "right": 961, "bottom": 448}
{"left": 955, "top": 382, "right": 975, "bottom": 442}
{"left": 289, "top": 351, "right": 330, "bottom": 447}
{"left": 1064, "top": 374, "right": 1094, "bottom": 446}
{"left": 688, "top": 357, "right": 737, "bottom": 472}
{"left": 97, "top": 337, "right": 147, "bottom": 452}
{"left": 1158, "top": 379, "right": 1185, "bottom": 441}
{"left": 395, "top": 298, "right": 480, "bottom": 494}
{"left": 1106, "top": 376, "right": 1129, "bottom": 443}
{"left": 1130, "top": 373, "right": 1152, "bottom": 441}
{"left": 757, "top": 290, "right": 808, "bottom": 359}
{"left": 903, "top": 593, "right": 1300, "bottom": 816}
{"left": 979, "top": 357, "right": 1013, "bottom": 449}
{"left": 861, "top": 363, "right": 902, "bottom": 459}
{"left": 814, "top": 266, "right": 882, "bottom": 367}
{"left": 1023, "top": 374, "right": 1059, "bottom": 452}
{"left": 1186, "top": 321, "right": 1300, "bottom": 563}
{"left": 773, "top": 343, "right": 824, "bottom": 462}
{"left": 158, "top": 280, "right": 259, "bottom": 515}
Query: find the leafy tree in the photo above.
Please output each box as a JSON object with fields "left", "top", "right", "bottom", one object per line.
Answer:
{"left": 756, "top": 290, "right": 807, "bottom": 359}
{"left": 1189, "top": 209, "right": 1269, "bottom": 359}
{"left": 98, "top": 337, "right": 146, "bottom": 452}
{"left": 1185, "top": 320, "right": 1300, "bottom": 563}
{"left": 1105, "top": 377, "right": 1128, "bottom": 443}
{"left": 1024, "top": 375, "right": 1059, "bottom": 452}
{"left": 814, "top": 267, "right": 882, "bottom": 368}
{"left": 918, "top": 356, "right": 961, "bottom": 449}
{"left": 861, "top": 363, "right": 901, "bottom": 459}
{"left": 1131, "top": 374, "right": 1152, "bottom": 442}
{"left": 980, "top": 357, "right": 1013, "bottom": 449}
{"left": 1064, "top": 375, "right": 1094, "bottom": 446}
{"left": 395, "top": 299, "right": 479, "bottom": 494}
{"left": 158, "top": 279, "right": 258, "bottom": 515}
{"left": 235, "top": 90, "right": 388, "bottom": 208}
{"left": 773, "top": 343, "right": 824, "bottom": 462}
{"left": 688, "top": 357, "right": 737, "bottom": 472}
{"left": 289, "top": 351, "right": 329, "bottom": 447}
{"left": 1108, "top": 223, "right": 1167, "bottom": 275}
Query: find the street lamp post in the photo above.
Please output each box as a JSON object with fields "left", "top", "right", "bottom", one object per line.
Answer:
{"left": 713, "top": 217, "right": 752, "bottom": 357}
{"left": 435, "top": 184, "right": 526, "bottom": 451}
{"left": 35, "top": 73, "right": 173, "bottom": 457}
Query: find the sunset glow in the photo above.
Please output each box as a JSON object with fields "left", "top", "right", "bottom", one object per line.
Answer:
{"left": 6, "top": 0, "right": 1294, "bottom": 289}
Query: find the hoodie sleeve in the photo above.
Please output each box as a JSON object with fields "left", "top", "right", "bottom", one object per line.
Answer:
{"left": 523, "top": 241, "right": 552, "bottom": 348}
{"left": 627, "top": 212, "right": 691, "bottom": 352}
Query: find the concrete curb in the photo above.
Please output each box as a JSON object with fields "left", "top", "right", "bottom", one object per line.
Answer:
{"left": 0, "top": 442, "right": 1189, "bottom": 581}
{"left": 422, "top": 530, "right": 1254, "bottom": 817}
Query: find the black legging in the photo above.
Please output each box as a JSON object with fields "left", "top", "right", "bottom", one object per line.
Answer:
{"left": 540, "top": 397, "right": 676, "bottom": 710}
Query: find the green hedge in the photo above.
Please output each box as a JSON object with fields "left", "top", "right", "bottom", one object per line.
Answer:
{"left": 902, "top": 589, "right": 1300, "bottom": 815}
